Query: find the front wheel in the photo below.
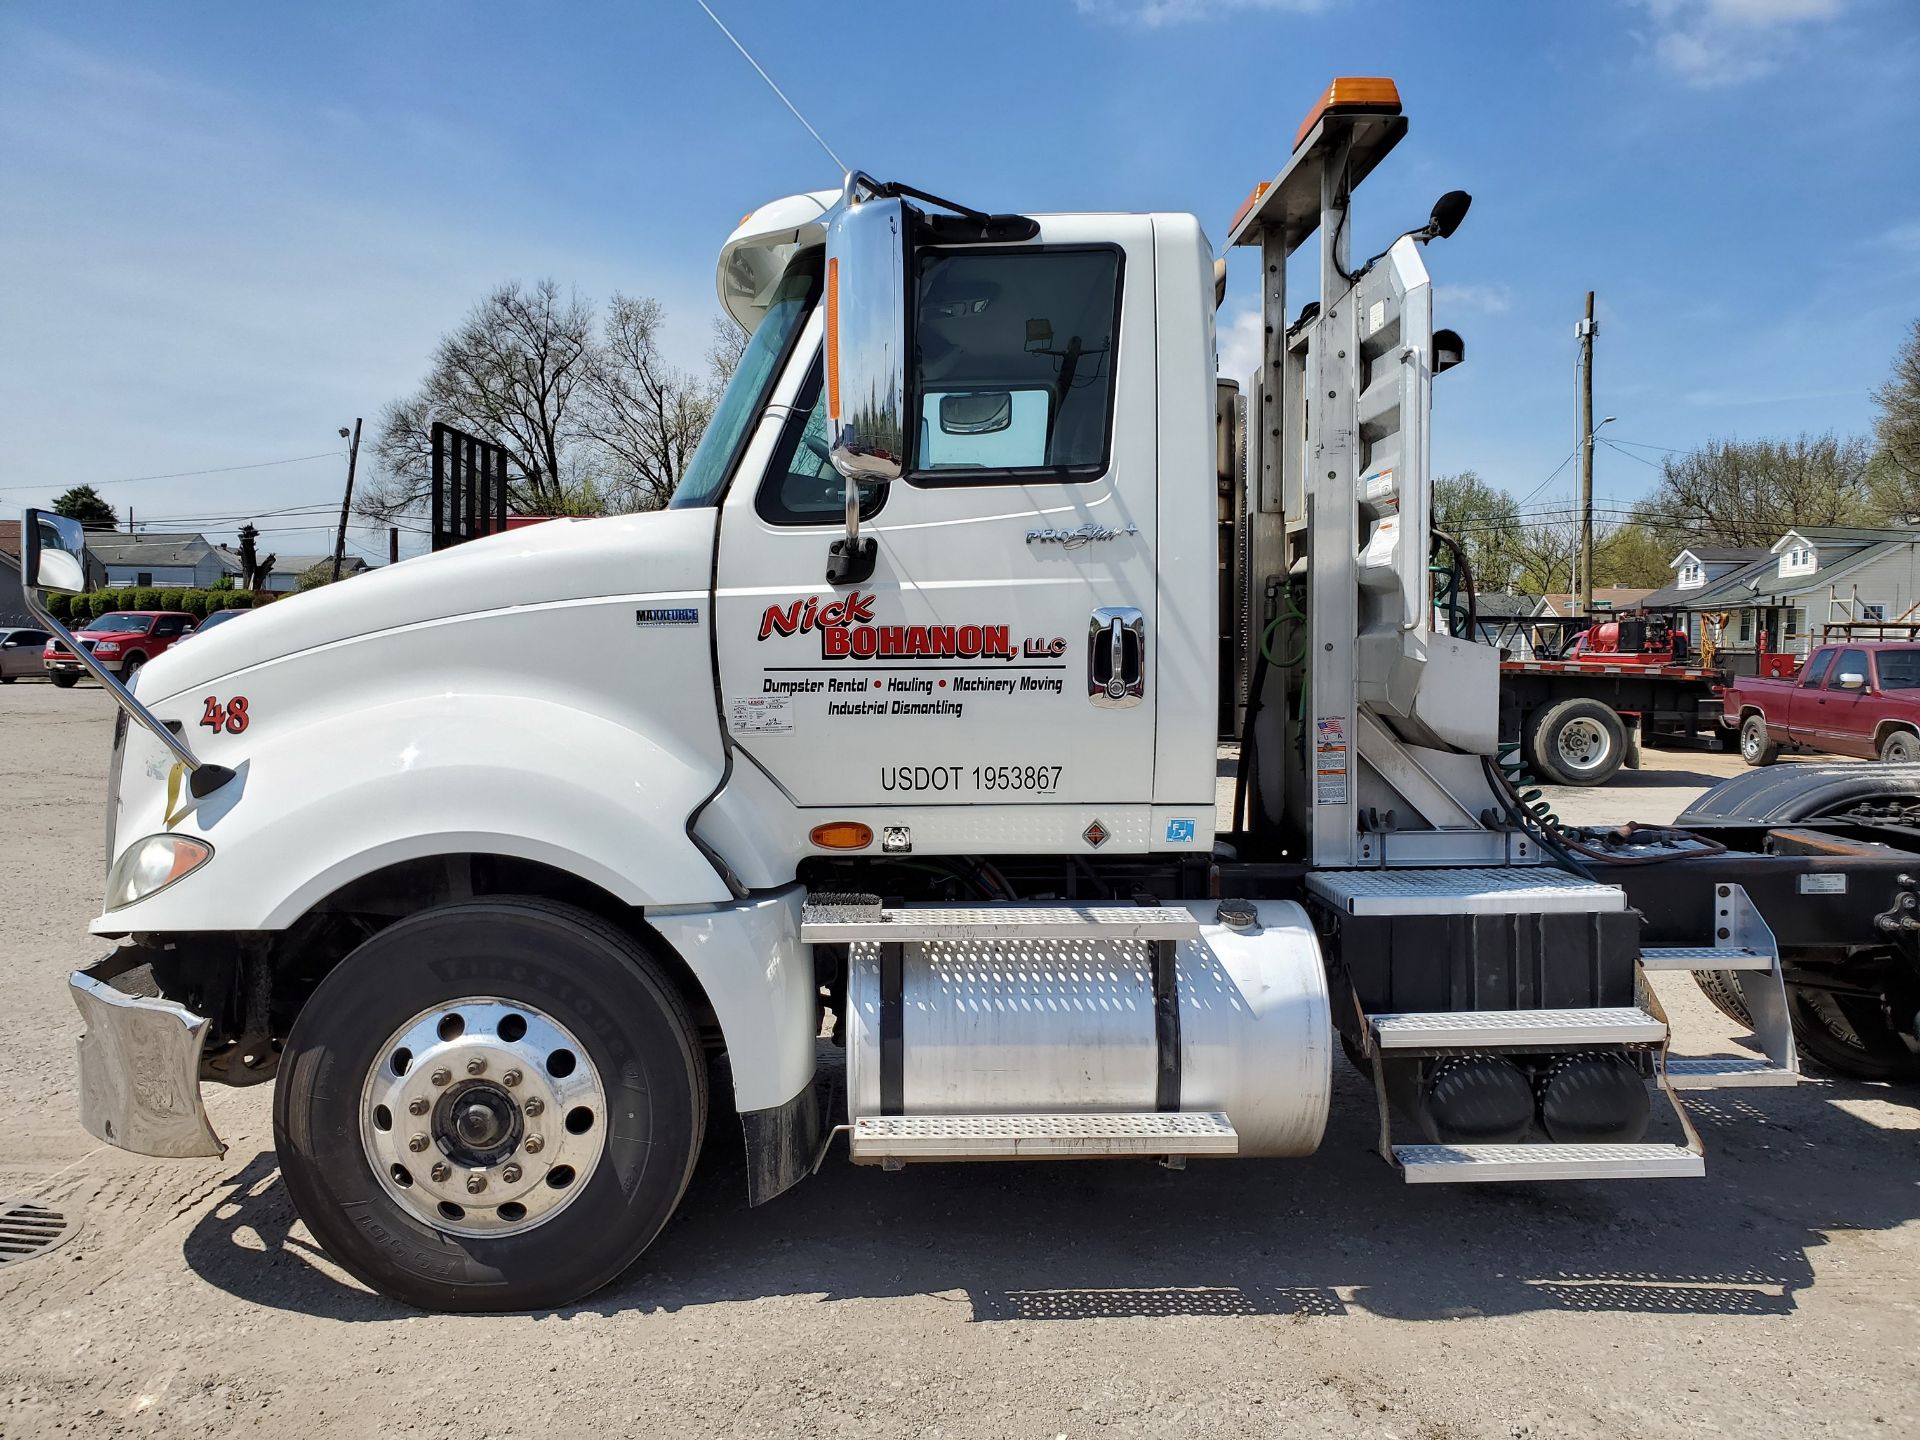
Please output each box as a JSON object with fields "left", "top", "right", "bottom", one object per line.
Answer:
{"left": 1879, "top": 729, "right": 1920, "bottom": 763}
{"left": 273, "top": 897, "right": 708, "bottom": 1312}
{"left": 49, "top": 673, "right": 78, "bottom": 689}
{"left": 1740, "top": 713, "right": 1779, "bottom": 767}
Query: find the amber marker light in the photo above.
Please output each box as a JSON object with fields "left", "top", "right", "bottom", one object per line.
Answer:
{"left": 1229, "top": 181, "right": 1271, "bottom": 236}
{"left": 1293, "top": 77, "right": 1401, "bottom": 151}
{"left": 810, "top": 821, "right": 873, "bottom": 850}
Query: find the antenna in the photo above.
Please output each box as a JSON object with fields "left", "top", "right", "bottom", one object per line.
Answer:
{"left": 690, "top": 0, "right": 847, "bottom": 175}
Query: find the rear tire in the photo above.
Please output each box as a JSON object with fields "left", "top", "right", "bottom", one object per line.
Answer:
{"left": 0, "top": 674, "right": 13, "bottom": 684}
{"left": 273, "top": 897, "right": 707, "bottom": 1312}
{"left": 1740, "top": 713, "right": 1779, "bottom": 767}
{"left": 1787, "top": 986, "right": 1920, "bottom": 1082}
{"left": 1528, "top": 698, "right": 1626, "bottom": 786}
{"left": 1692, "top": 969, "right": 1755, "bottom": 1029}
{"left": 50, "top": 674, "right": 77, "bottom": 689}
{"left": 1879, "top": 729, "right": 1920, "bottom": 763}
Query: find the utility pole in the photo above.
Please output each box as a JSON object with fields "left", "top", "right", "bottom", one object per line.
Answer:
{"left": 389, "top": 527, "right": 400, "bottom": 565}
{"left": 1577, "top": 292, "right": 1596, "bottom": 618}
{"left": 332, "top": 419, "right": 362, "bottom": 583}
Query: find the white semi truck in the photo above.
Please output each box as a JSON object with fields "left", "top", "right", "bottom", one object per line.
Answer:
{"left": 25, "top": 78, "right": 1920, "bottom": 1313}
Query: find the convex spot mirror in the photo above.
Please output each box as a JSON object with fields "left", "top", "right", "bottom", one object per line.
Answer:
{"left": 23, "top": 509, "right": 87, "bottom": 594}
{"left": 825, "top": 194, "right": 910, "bottom": 487}
{"left": 939, "top": 391, "right": 1013, "bottom": 436}
{"left": 1426, "top": 190, "right": 1471, "bottom": 241}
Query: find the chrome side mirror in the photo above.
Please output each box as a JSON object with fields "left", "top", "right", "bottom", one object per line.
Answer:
{"left": 18, "top": 509, "right": 231, "bottom": 790}
{"left": 23, "top": 509, "right": 88, "bottom": 594}
{"left": 1837, "top": 671, "right": 1866, "bottom": 690}
{"left": 823, "top": 183, "right": 910, "bottom": 585}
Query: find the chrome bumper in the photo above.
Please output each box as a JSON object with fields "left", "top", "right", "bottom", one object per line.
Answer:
{"left": 70, "top": 951, "right": 224, "bottom": 1158}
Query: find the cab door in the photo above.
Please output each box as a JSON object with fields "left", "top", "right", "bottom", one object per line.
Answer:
{"left": 714, "top": 220, "right": 1169, "bottom": 852}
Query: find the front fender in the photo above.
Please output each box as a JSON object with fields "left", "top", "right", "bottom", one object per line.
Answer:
{"left": 92, "top": 692, "right": 731, "bottom": 935}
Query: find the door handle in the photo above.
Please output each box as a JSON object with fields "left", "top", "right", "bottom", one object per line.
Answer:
{"left": 1089, "top": 607, "right": 1145, "bottom": 709}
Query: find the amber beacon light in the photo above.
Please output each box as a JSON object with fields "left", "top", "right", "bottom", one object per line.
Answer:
{"left": 1293, "top": 76, "right": 1401, "bottom": 151}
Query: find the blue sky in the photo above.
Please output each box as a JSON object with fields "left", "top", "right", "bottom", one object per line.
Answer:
{"left": 3, "top": 0, "right": 1916, "bottom": 562}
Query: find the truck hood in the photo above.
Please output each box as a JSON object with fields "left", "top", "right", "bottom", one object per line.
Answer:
{"left": 135, "top": 507, "right": 718, "bottom": 704}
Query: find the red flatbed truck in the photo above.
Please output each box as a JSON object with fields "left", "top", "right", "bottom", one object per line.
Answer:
{"left": 1493, "top": 615, "right": 1727, "bottom": 786}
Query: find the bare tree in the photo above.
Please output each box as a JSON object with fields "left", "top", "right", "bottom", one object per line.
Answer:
{"left": 1871, "top": 318, "right": 1920, "bottom": 518}
{"left": 361, "top": 280, "right": 598, "bottom": 522}
{"left": 577, "top": 296, "right": 716, "bottom": 514}
{"left": 1634, "top": 434, "right": 1874, "bottom": 549}
{"left": 709, "top": 314, "right": 748, "bottom": 387}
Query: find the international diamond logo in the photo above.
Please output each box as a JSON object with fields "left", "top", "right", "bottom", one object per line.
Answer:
{"left": 1082, "top": 819, "right": 1110, "bottom": 849}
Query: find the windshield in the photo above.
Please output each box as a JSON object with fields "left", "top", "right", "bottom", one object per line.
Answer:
{"left": 1875, "top": 649, "right": 1920, "bottom": 689}
{"left": 669, "top": 254, "right": 822, "bottom": 510}
{"left": 85, "top": 614, "right": 152, "bottom": 633}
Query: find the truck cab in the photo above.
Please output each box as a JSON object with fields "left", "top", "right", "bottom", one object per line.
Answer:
{"left": 24, "top": 77, "right": 1889, "bottom": 1315}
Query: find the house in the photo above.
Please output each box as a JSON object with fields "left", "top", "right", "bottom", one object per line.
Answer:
{"left": 87, "top": 531, "right": 241, "bottom": 589}
{"left": 1646, "top": 526, "right": 1920, "bottom": 666}
{"left": 1638, "top": 546, "right": 1770, "bottom": 652}
{"left": 1529, "top": 587, "right": 1655, "bottom": 619}
{"left": 256, "top": 553, "right": 371, "bottom": 593}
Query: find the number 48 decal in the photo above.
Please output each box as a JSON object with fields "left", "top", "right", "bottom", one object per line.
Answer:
{"left": 199, "top": 695, "right": 250, "bottom": 734}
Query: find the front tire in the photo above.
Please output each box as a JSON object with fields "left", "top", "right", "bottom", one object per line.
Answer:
{"left": 1879, "top": 729, "right": 1920, "bottom": 763}
{"left": 49, "top": 673, "right": 78, "bottom": 689}
{"left": 1740, "top": 713, "right": 1779, "bottom": 766}
{"left": 1529, "top": 698, "right": 1626, "bottom": 786}
{"left": 273, "top": 897, "right": 707, "bottom": 1312}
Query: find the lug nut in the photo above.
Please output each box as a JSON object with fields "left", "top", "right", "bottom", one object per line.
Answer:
{"left": 523, "top": 1134, "right": 545, "bottom": 1154}
{"left": 501, "top": 1069, "right": 522, "bottom": 1088}
{"left": 430, "top": 1162, "right": 451, "bottom": 1183}
{"left": 466, "top": 1056, "right": 487, "bottom": 1075}
{"left": 502, "top": 1163, "right": 523, "bottom": 1183}
{"left": 407, "top": 1133, "right": 430, "bottom": 1153}
{"left": 429, "top": 1067, "right": 452, "bottom": 1087}
{"left": 466, "top": 1173, "right": 486, "bottom": 1195}
{"left": 408, "top": 1097, "right": 430, "bottom": 1116}
{"left": 523, "top": 1097, "right": 545, "bottom": 1117}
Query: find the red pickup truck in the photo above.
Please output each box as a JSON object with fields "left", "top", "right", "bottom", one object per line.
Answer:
{"left": 41, "top": 610, "right": 197, "bottom": 687}
{"left": 1724, "top": 641, "right": 1920, "bottom": 765}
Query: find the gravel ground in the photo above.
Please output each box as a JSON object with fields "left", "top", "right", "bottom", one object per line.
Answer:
{"left": 3, "top": 681, "right": 1917, "bottom": 1440}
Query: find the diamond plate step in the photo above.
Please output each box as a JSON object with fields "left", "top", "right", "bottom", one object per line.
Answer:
{"left": 1640, "top": 946, "right": 1771, "bottom": 972}
{"left": 1394, "top": 1143, "right": 1703, "bottom": 1183}
{"left": 850, "top": 1111, "right": 1237, "bottom": 1161}
{"left": 1371, "top": 1006, "right": 1665, "bottom": 1049}
{"left": 1666, "top": 1057, "right": 1799, "bottom": 1088}
{"left": 1307, "top": 866, "right": 1625, "bottom": 916}
{"left": 802, "top": 903, "right": 1199, "bottom": 943}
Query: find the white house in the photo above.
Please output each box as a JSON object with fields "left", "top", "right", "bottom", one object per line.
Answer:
{"left": 87, "top": 532, "right": 241, "bottom": 590}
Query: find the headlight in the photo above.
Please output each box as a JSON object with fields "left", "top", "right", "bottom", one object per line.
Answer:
{"left": 93, "top": 642, "right": 121, "bottom": 655}
{"left": 106, "top": 834, "right": 213, "bottom": 910}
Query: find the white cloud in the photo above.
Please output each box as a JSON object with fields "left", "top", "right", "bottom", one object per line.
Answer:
{"left": 1073, "top": 0, "right": 1328, "bottom": 27}
{"left": 1434, "top": 283, "right": 1513, "bottom": 317}
{"left": 1629, "top": 0, "right": 1846, "bottom": 87}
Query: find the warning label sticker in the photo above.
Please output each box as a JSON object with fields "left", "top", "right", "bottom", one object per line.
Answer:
{"left": 728, "top": 695, "right": 794, "bottom": 735}
{"left": 1314, "top": 715, "right": 1349, "bottom": 806}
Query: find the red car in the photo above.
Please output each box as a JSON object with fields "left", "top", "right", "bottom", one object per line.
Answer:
{"left": 43, "top": 610, "right": 197, "bottom": 688}
{"left": 1724, "top": 641, "right": 1920, "bottom": 764}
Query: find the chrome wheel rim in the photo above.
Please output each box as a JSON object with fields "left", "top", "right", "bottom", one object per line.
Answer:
{"left": 359, "top": 997, "right": 606, "bottom": 1237}
{"left": 1554, "top": 716, "right": 1613, "bottom": 776}
{"left": 1743, "top": 724, "right": 1762, "bottom": 759}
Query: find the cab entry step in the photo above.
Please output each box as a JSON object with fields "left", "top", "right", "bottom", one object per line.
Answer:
{"left": 1371, "top": 1006, "right": 1665, "bottom": 1049}
{"left": 850, "top": 1111, "right": 1238, "bottom": 1162}
{"left": 801, "top": 901, "right": 1200, "bottom": 943}
{"left": 1394, "top": 1142, "right": 1703, "bottom": 1183}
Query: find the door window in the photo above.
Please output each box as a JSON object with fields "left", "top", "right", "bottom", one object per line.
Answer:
{"left": 910, "top": 246, "right": 1121, "bottom": 483}
{"left": 1876, "top": 650, "right": 1920, "bottom": 690}
{"left": 754, "top": 362, "right": 887, "bottom": 526}
{"left": 1799, "top": 649, "right": 1834, "bottom": 687}
{"left": 1829, "top": 649, "right": 1870, "bottom": 689}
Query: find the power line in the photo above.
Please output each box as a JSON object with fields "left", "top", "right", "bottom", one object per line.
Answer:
{"left": 0, "top": 451, "right": 345, "bottom": 495}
